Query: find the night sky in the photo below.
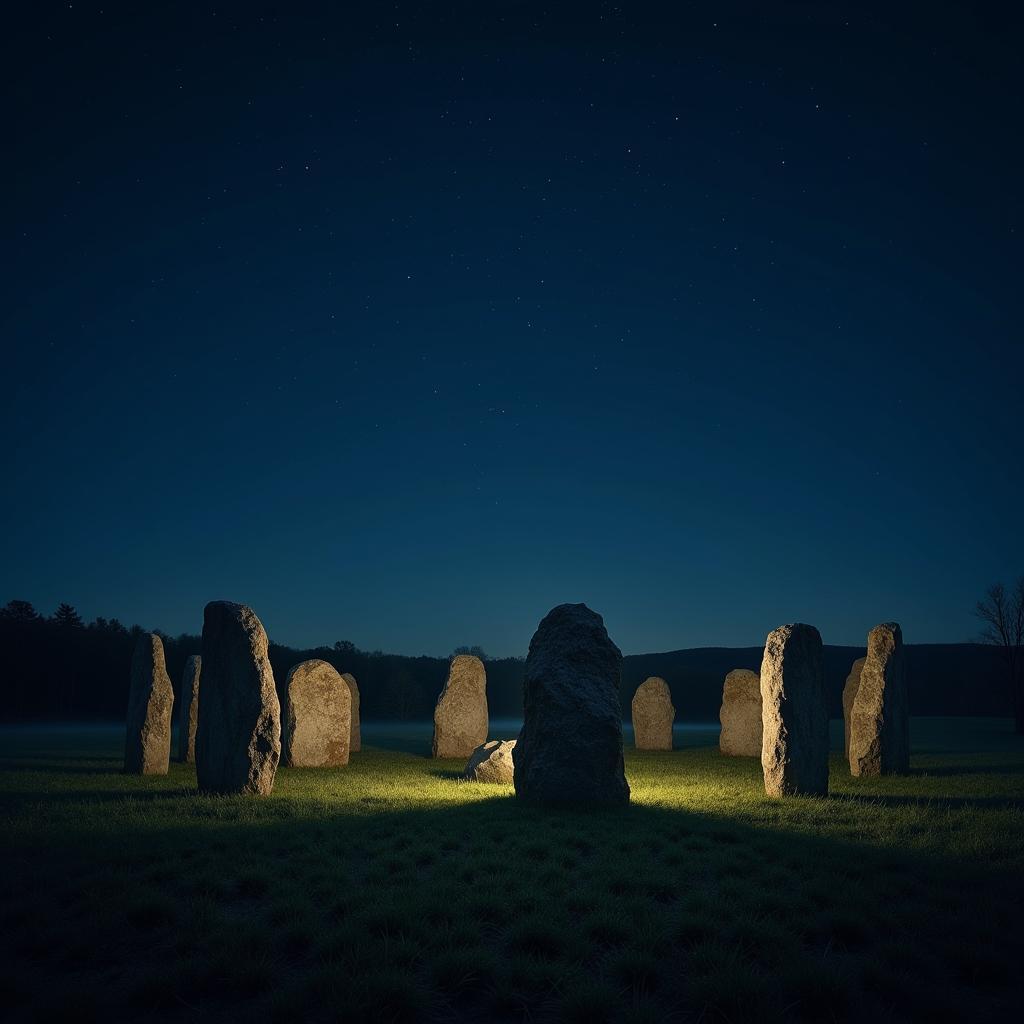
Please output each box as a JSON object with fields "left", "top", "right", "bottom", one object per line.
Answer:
{"left": 3, "top": 2, "right": 1021, "bottom": 656}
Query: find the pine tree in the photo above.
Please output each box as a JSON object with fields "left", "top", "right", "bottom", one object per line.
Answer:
{"left": 0, "top": 599, "right": 40, "bottom": 622}
{"left": 51, "top": 603, "right": 84, "bottom": 628}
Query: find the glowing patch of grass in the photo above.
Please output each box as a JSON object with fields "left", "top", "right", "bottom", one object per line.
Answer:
{"left": 0, "top": 719, "right": 1020, "bottom": 1019}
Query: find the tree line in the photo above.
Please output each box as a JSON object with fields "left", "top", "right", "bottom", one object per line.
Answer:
{"left": 0, "top": 594, "right": 1019, "bottom": 728}
{"left": 0, "top": 600, "right": 527, "bottom": 723}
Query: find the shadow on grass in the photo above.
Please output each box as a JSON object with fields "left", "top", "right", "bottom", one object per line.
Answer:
{"left": 910, "top": 762, "right": 1024, "bottom": 777}
{"left": 2, "top": 782, "right": 1022, "bottom": 1023}
{"left": 832, "top": 791, "right": 1024, "bottom": 811}
{"left": 0, "top": 786, "right": 199, "bottom": 809}
{"left": 0, "top": 758, "right": 124, "bottom": 775}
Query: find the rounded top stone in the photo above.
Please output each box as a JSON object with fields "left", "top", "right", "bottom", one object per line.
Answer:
{"left": 285, "top": 658, "right": 341, "bottom": 684}
{"left": 763, "top": 624, "right": 823, "bottom": 669}
{"left": 632, "top": 676, "right": 672, "bottom": 705}
{"left": 765, "top": 622, "right": 822, "bottom": 645}
{"left": 204, "top": 600, "right": 259, "bottom": 623}
{"left": 867, "top": 622, "right": 902, "bottom": 651}
{"left": 723, "top": 668, "right": 760, "bottom": 703}
{"left": 531, "top": 603, "right": 622, "bottom": 658}
{"left": 133, "top": 632, "right": 167, "bottom": 667}
{"left": 449, "top": 653, "right": 485, "bottom": 675}
{"left": 203, "top": 601, "right": 269, "bottom": 649}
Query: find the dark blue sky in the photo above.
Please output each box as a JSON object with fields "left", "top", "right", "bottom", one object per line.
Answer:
{"left": 3, "top": 2, "right": 1021, "bottom": 656}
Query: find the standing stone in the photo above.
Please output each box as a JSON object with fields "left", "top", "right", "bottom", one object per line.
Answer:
{"left": 760, "top": 623, "right": 829, "bottom": 797}
{"left": 283, "top": 660, "right": 351, "bottom": 767}
{"left": 124, "top": 633, "right": 174, "bottom": 775}
{"left": 849, "top": 623, "right": 909, "bottom": 776}
{"left": 842, "top": 657, "right": 865, "bottom": 762}
{"left": 513, "top": 603, "right": 629, "bottom": 805}
{"left": 719, "top": 669, "right": 762, "bottom": 756}
{"left": 195, "top": 601, "right": 281, "bottom": 796}
{"left": 462, "top": 739, "right": 516, "bottom": 783}
{"left": 631, "top": 676, "right": 675, "bottom": 750}
{"left": 342, "top": 672, "right": 361, "bottom": 753}
{"left": 432, "top": 655, "right": 488, "bottom": 758}
{"left": 177, "top": 655, "right": 201, "bottom": 763}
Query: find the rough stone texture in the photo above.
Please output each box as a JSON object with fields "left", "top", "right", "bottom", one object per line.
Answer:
{"left": 432, "top": 655, "right": 488, "bottom": 758}
{"left": 719, "top": 669, "right": 762, "bottom": 757}
{"left": 513, "top": 603, "right": 629, "bottom": 805}
{"left": 177, "top": 655, "right": 201, "bottom": 763}
{"left": 284, "top": 660, "right": 351, "bottom": 767}
{"left": 842, "top": 657, "right": 866, "bottom": 762}
{"left": 631, "top": 676, "right": 675, "bottom": 750}
{"left": 195, "top": 601, "right": 281, "bottom": 796}
{"left": 849, "top": 623, "right": 909, "bottom": 776}
{"left": 760, "top": 623, "right": 829, "bottom": 797}
{"left": 462, "top": 739, "right": 516, "bottom": 783}
{"left": 124, "top": 633, "right": 174, "bottom": 775}
{"left": 342, "top": 672, "right": 361, "bottom": 753}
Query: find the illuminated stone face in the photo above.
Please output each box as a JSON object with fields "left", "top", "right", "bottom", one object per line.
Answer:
{"left": 760, "top": 623, "right": 828, "bottom": 797}
{"left": 342, "top": 673, "right": 361, "bottom": 753}
{"left": 842, "top": 657, "right": 865, "bottom": 762}
{"left": 195, "top": 601, "right": 281, "bottom": 797}
{"left": 850, "top": 623, "right": 909, "bottom": 777}
{"left": 124, "top": 632, "right": 174, "bottom": 775}
{"left": 462, "top": 739, "right": 516, "bottom": 783}
{"left": 514, "top": 602, "right": 629, "bottom": 806}
{"left": 719, "top": 669, "right": 761, "bottom": 757}
{"left": 632, "top": 677, "right": 675, "bottom": 750}
{"left": 283, "top": 660, "right": 351, "bottom": 768}
{"left": 432, "top": 655, "right": 488, "bottom": 759}
{"left": 177, "top": 655, "right": 201, "bottom": 764}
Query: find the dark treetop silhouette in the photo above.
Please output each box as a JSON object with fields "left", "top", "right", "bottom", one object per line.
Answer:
{"left": 0, "top": 599, "right": 1013, "bottom": 726}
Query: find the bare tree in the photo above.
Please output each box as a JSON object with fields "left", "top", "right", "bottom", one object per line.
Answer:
{"left": 453, "top": 645, "right": 488, "bottom": 661}
{"left": 974, "top": 577, "right": 1024, "bottom": 734}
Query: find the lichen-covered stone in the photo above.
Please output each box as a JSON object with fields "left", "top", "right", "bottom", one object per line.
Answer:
{"left": 850, "top": 623, "right": 909, "bottom": 776}
{"left": 284, "top": 659, "right": 351, "bottom": 767}
{"left": 432, "top": 655, "right": 488, "bottom": 758}
{"left": 124, "top": 633, "right": 174, "bottom": 775}
{"left": 631, "top": 676, "right": 674, "bottom": 750}
{"left": 760, "top": 623, "right": 828, "bottom": 797}
{"left": 177, "top": 655, "right": 201, "bottom": 763}
{"left": 842, "top": 657, "right": 865, "bottom": 762}
{"left": 462, "top": 739, "right": 516, "bottom": 783}
{"left": 342, "top": 672, "right": 361, "bottom": 753}
{"left": 719, "top": 668, "right": 761, "bottom": 757}
{"left": 195, "top": 601, "right": 281, "bottom": 796}
{"left": 513, "top": 603, "right": 629, "bottom": 805}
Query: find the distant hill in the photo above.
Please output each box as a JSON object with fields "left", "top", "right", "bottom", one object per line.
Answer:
{"left": 621, "top": 644, "right": 1009, "bottom": 722}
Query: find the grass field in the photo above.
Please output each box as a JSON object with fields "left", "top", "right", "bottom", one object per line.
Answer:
{"left": 1, "top": 718, "right": 1022, "bottom": 1022}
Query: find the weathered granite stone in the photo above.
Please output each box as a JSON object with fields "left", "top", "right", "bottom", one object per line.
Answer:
{"left": 284, "top": 659, "right": 351, "bottom": 767}
{"left": 124, "top": 633, "right": 174, "bottom": 775}
{"left": 849, "top": 623, "right": 909, "bottom": 776}
{"left": 719, "top": 668, "right": 761, "bottom": 757}
{"left": 462, "top": 739, "right": 516, "bottom": 783}
{"left": 513, "top": 603, "right": 629, "bottom": 805}
{"left": 631, "top": 676, "right": 674, "bottom": 750}
{"left": 177, "top": 655, "right": 201, "bottom": 763}
{"left": 342, "top": 672, "right": 361, "bottom": 753}
{"left": 195, "top": 601, "right": 281, "bottom": 795}
{"left": 432, "top": 655, "right": 488, "bottom": 758}
{"left": 842, "top": 657, "right": 865, "bottom": 762}
{"left": 760, "top": 623, "right": 829, "bottom": 797}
